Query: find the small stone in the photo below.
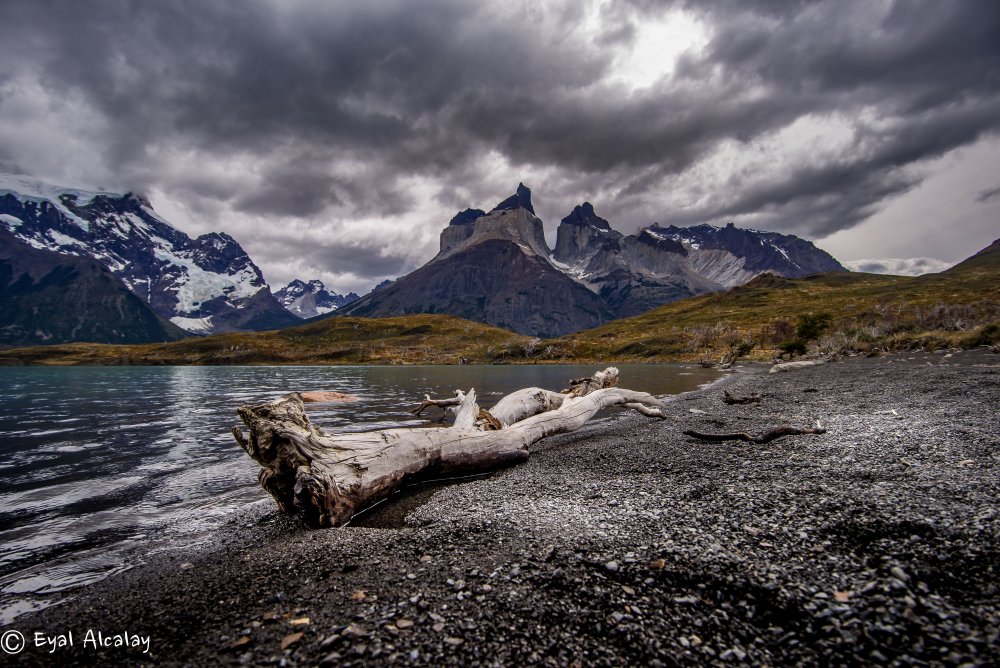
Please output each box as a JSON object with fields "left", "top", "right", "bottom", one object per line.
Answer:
{"left": 343, "top": 623, "right": 368, "bottom": 637}
{"left": 395, "top": 619, "right": 414, "bottom": 629}
{"left": 180, "top": 562, "right": 194, "bottom": 570}
{"left": 608, "top": 500, "right": 619, "bottom": 507}
{"left": 288, "top": 617, "right": 310, "bottom": 625}
{"left": 622, "top": 585, "right": 636, "bottom": 595}
{"left": 432, "top": 623, "right": 445, "bottom": 632}
{"left": 420, "top": 555, "right": 433, "bottom": 562}
{"left": 350, "top": 590, "right": 367, "bottom": 601}
{"left": 649, "top": 559, "right": 665, "bottom": 570}
{"left": 444, "top": 637, "right": 464, "bottom": 646}
{"left": 281, "top": 632, "right": 303, "bottom": 650}
{"left": 890, "top": 566, "right": 910, "bottom": 582}
{"left": 834, "top": 591, "right": 851, "bottom": 602}
{"left": 720, "top": 648, "right": 746, "bottom": 661}
{"left": 605, "top": 561, "right": 619, "bottom": 573}
{"left": 611, "top": 612, "right": 625, "bottom": 624}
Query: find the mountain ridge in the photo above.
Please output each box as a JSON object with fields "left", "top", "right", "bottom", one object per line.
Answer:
{"left": 0, "top": 173, "right": 298, "bottom": 338}
{"left": 339, "top": 184, "right": 847, "bottom": 335}
{"left": 275, "top": 279, "right": 360, "bottom": 319}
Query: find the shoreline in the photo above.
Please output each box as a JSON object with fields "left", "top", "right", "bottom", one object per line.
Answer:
{"left": 7, "top": 350, "right": 999, "bottom": 665}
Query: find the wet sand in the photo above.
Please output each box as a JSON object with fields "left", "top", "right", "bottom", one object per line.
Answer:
{"left": 9, "top": 349, "right": 999, "bottom": 666}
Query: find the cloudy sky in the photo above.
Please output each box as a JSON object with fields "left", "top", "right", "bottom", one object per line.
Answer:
{"left": 1, "top": 0, "right": 998, "bottom": 292}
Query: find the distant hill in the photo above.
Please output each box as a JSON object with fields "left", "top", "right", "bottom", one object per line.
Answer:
{"left": 541, "top": 237, "right": 1000, "bottom": 362}
{"left": 0, "top": 314, "right": 528, "bottom": 366}
{"left": 0, "top": 228, "right": 187, "bottom": 346}
{"left": 1, "top": 238, "right": 993, "bottom": 367}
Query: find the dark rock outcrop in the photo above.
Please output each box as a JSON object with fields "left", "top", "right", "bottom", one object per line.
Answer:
{"left": 339, "top": 239, "right": 613, "bottom": 338}
{"left": 491, "top": 183, "right": 535, "bottom": 214}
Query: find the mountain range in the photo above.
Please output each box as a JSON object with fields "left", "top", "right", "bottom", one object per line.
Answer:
{"left": 274, "top": 279, "right": 359, "bottom": 319}
{"left": 0, "top": 174, "right": 301, "bottom": 344}
{"left": 337, "top": 184, "right": 845, "bottom": 337}
{"left": 1, "top": 175, "right": 847, "bottom": 345}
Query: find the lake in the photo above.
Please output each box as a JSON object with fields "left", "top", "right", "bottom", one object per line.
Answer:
{"left": 0, "top": 364, "right": 721, "bottom": 622}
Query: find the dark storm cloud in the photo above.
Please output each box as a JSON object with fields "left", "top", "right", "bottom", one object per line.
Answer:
{"left": 1, "top": 0, "right": 999, "bottom": 284}
{"left": 976, "top": 186, "right": 1000, "bottom": 204}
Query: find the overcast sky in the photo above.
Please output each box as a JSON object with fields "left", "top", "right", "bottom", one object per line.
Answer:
{"left": 1, "top": 0, "right": 998, "bottom": 292}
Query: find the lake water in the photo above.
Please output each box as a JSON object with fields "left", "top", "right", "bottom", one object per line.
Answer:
{"left": 0, "top": 364, "right": 721, "bottom": 622}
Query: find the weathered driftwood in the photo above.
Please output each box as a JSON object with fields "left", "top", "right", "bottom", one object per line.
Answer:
{"left": 301, "top": 391, "right": 358, "bottom": 403}
{"left": 722, "top": 390, "right": 762, "bottom": 405}
{"left": 770, "top": 359, "right": 827, "bottom": 373}
{"left": 233, "top": 367, "right": 666, "bottom": 528}
{"left": 409, "top": 391, "right": 464, "bottom": 417}
{"left": 682, "top": 421, "right": 826, "bottom": 444}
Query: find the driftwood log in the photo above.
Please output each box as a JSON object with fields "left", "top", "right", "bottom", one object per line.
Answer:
{"left": 682, "top": 422, "right": 826, "bottom": 444}
{"left": 409, "top": 391, "right": 464, "bottom": 417}
{"left": 233, "top": 367, "right": 666, "bottom": 528}
{"left": 722, "top": 390, "right": 762, "bottom": 405}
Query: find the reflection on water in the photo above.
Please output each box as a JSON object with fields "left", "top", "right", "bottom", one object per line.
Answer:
{"left": 0, "top": 364, "right": 720, "bottom": 622}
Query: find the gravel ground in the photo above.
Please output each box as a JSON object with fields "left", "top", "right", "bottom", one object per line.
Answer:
{"left": 8, "top": 349, "right": 999, "bottom": 667}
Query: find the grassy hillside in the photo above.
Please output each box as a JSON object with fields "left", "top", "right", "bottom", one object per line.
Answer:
{"left": 539, "top": 239, "right": 1000, "bottom": 362}
{"left": 2, "top": 239, "right": 996, "bottom": 366}
{"left": 0, "top": 314, "right": 529, "bottom": 366}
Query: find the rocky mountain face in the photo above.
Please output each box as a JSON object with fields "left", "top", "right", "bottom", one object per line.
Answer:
{"left": 552, "top": 207, "right": 846, "bottom": 317}
{"left": 0, "top": 174, "right": 298, "bottom": 337}
{"left": 0, "top": 227, "right": 186, "bottom": 346}
{"left": 339, "top": 184, "right": 615, "bottom": 337}
{"left": 275, "top": 279, "right": 359, "bottom": 319}
{"left": 340, "top": 186, "right": 847, "bottom": 337}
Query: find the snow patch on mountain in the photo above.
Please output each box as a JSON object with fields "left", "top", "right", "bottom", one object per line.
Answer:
{"left": 170, "top": 316, "right": 214, "bottom": 333}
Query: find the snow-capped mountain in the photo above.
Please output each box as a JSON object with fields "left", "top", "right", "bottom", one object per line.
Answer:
{"left": 0, "top": 174, "right": 298, "bottom": 334}
{"left": 553, "top": 209, "right": 845, "bottom": 317}
{"left": 275, "top": 279, "right": 359, "bottom": 319}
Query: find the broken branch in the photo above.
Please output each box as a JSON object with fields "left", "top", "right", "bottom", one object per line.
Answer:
{"left": 682, "top": 422, "right": 826, "bottom": 444}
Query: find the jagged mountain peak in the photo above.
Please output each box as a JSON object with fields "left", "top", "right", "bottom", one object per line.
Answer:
{"left": 0, "top": 172, "right": 297, "bottom": 336}
{"left": 561, "top": 202, "right": 612, "bottom": 231}
{"left": 275, "top": 278, "right": 359, "bottom": 319}
{"left": 491, "top": 183, "right": 534, "bottom": 214}
{"left": 449, "top": 208, "right": 487, "bottom": 226}
{"left": 438, "top": 186, "right": 548, "bottom": 261}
